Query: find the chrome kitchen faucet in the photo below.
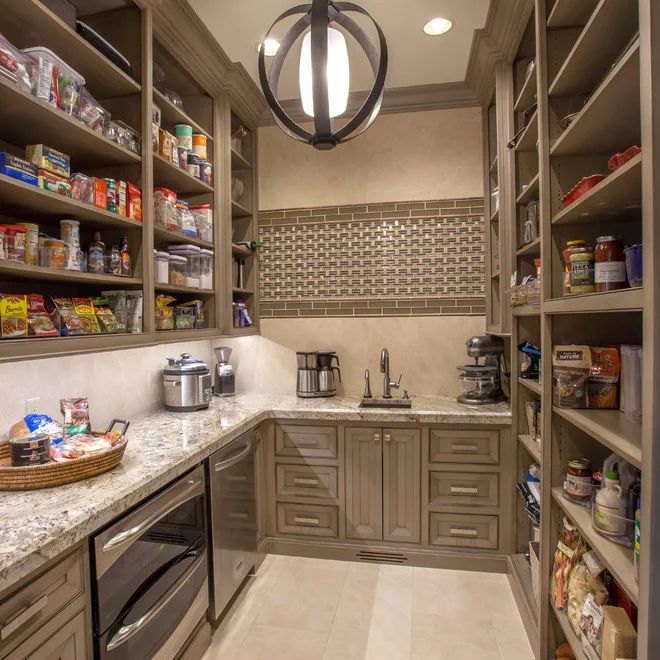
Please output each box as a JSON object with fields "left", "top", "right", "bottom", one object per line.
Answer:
{"left": 380, "top": 348, "right": 402, "bottom": 398}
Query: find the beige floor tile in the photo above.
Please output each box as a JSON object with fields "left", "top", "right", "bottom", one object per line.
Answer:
{"left": 235, "top": 624, "right": 328, "bottom": 660}
{"left": 323, "top": 626, "right": 371, "bottom": 660}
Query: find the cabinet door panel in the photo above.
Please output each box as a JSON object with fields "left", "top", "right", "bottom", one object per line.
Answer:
{"left": 345, "top": 428, "right": 382, "bottom": 540}
{"left": 383, "top": 428, "right": 421, "bottom": 543}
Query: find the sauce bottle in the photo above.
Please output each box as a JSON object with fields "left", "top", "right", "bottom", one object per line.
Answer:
{"left": 595, "top": 236, "right": 627, "bottom": 292}
{"left": 120, "top": 236, "right": 131, "bottom": 277}
{"left": 88, "top": 232, "right": 105, "bottom": 274}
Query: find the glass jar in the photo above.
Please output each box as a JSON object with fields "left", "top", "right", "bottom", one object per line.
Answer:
{"left": 570, "top": 246, "right": 595, "bottom": 294}
{"left": 154, "top": 250, "right": 170, "bottom": 284}
{"left": 154, "top": 187, "right": 178, "bottom": 230}
{"left": 4, "top": 225, "right": 27, "bottom": 262}
{"left": 563, "top": 240, "right": 586, "bottom": 295}
{"left": 595, "top": 235, "right": 627, "bottom": 292}
{"left": 168, "top": 244, "right": 201, "bottom": 288}
{"left": 18, "top": 223, "right": 39, "bottom": 265}
{"left": 564, "top": 458, "right": 593, "bottom": 505}
{"left": 200, "top": 249, "right": 213, "bottom": 289}
{"left": 168, "top": 255, "right": 187, "bottom": 286}
{"left": 45, "top": 238, "right": 66, "bottom": 269}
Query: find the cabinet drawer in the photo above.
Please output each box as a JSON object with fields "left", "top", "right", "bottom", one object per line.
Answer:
{"left": 429, "top": 429, "right": 499, "bottom": 465}
{"left": 428, "top": 471, "right": 499, "bottom": 507}
{"left": 276, "top": 503, "right": 338, "bottom": 538}
{"left": 275, "top": 425, "right": 338, "bottom": 460}
{"left": 429, "top": 513, "right": 498, "bottom": 549}
{"left": 0, "top": 549, "right": 84, "bottom": 657}
{"left": 276, "top": 464, "right": 338, "bottom": 500}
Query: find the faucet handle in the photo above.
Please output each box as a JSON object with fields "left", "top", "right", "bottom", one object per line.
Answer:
{"left": 363, "top": 369, "right": 372, "bottom": 398}
{"left": 390, "top": 374, "right": 402, "bottom": 390}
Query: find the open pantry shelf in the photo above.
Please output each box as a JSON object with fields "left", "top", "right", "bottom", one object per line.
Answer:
{"left": 516, "top": 173, "right": 540, "bottom": 205}
{"left": 0, "top": 76, "right": 141, "bottom": 168}
{"left": 153, "top": 154, "right": 213, "bottom": 195}
{"left": 552, "top": 407, "right": 641, "bottom": 468}
{"left": 514, "top": 69, "right": 537, "bottom": 112}
{"left": 551, "top": 488, "right": 638, "bottom": 604}
{"left": 1, "top": 0, "right": 141, "bottom": 99}
{"left": 551, "top": 154, "right": 642, "bottom": 225}
{"left": 550, "top": 602, "right": 599, "bottom": 660}
{"left": 231, "top": 148, "right": 251, "bottom": 170}
{"left": 544, "top": 288, "right": 643, "bottom": 314}
{"left": 0, "top": 261, "right": 142, "bottom": 286}
{"left": 515, "top": 111, "right": 539, "bottom": 153}
{"left": 518, "top": 434, "right": 542, "bottom": 463}
{"left": 546, "top": 0, "right": 599, "bottom": 30}
{"left": 153, "top": 227, "right": 213, "bottom": 249}
{"left": 153, "top": 88, "right": 212, "bottom": 141}
{"left": 517, "top": 238, "right": 540, "bottom": 257}
{"left": 155, "top": 283, "right": 214, "bottom": 296}
{"left": 231, "top": 243, "right": 253, "bottom": 257}
{"left": 512, "top": 304, "right": 541, "bottom": 317}
{"left": 231, "top": 200, "right": 252, "bottom": 219}
{"left": 518, "top": 377, "right": 541, "bottom": 396}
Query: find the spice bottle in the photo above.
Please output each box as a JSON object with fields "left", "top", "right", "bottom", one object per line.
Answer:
{"left": 562, "top": 240, "right": 586, "bottom": 295}
{"left": 88, "top": 232, "right": 105, "bottom": 274}
{"left": 569, "top": 246, "right": 595, "bottom": 294}
{"left": 120, "top": 236, "right": 131, "bottom": 277}
{"left": 594, "top": 236, "right": 627, "bottom": 292}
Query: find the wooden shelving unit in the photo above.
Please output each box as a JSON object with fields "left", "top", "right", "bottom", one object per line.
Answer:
{"left": 484, "top": 1, "right": 658, "bottom": 658}
{"left": 0, "top": 0, "right": 264, "bottom": 360}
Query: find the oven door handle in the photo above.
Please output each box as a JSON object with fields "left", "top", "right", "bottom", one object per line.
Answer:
{"left": 97, "top": 473, "right": 205, "bottom": 577}
{"left": 213, "top": 439, "right": 252, "bottom": 472}
{"left": 105, "top": 548, "right": 205, "bottom": 652}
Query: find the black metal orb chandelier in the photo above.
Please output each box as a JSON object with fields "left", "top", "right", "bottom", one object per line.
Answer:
{"left": 258, "top": 0, "right": 388, "bottom": 150}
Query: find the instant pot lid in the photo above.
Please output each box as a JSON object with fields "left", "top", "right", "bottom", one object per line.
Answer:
{"left": 164, "top": 353, "right": 209, "bottom": 374}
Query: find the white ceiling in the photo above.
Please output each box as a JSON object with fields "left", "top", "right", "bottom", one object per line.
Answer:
{"left": 189, "top": 0, "right": 491, "bottom": 98}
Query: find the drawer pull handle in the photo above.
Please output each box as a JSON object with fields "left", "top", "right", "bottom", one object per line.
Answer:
{"left": 293, "top": 477, "right": 319, "bottom": 486}
{"left": 1, "top": 595, "right": 48, "bottom": 641}
{"left": 450, "top": 527, "right": 479, "bottom": 537}
{"left": 227, "top": 475, "right": 248, "bottom": 482}
{"left": 451, "top": 444, "right": 479, "bottom": 453}
{"left": 229, "top": 512, "right": 249, "bottom": 520}
{"left": 450, "top": 486, "right": 479, "bottom": 495}
{"left": 294, "top": 516, "right": 320, "bottom": 525}
{"left": 294, "top": 440, "right": 319, "bottom": 448}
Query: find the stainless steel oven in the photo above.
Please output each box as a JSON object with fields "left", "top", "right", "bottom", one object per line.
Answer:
{"left": 208, "top": 430, "right": 258, "bottom": 620}
{"left": 91, "top": 465, "right": 207, "bottom": 660}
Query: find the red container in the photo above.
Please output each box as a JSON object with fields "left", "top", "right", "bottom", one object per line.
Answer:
{"left": 608, "top": 145, "right": 641, "bottom": 172}
{"left": 562, "top": 174, "right": 607, "bottom": 206}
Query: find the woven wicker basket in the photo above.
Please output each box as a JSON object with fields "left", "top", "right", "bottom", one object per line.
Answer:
{"left": 0, "top": 420, "right": 129, "bottom": 491}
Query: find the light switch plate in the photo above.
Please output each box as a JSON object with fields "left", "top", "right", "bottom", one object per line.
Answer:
{"left": 25, "top": 398, "right": 40, "bottom": 415}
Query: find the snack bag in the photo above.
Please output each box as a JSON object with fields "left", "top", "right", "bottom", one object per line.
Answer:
{"left": 553, "top": 345, "right": 591, "bottom": 408}
{"left": 50, "top": 297, "right": 85, "bottom": 336}
{"left": 27, "top": 294, "right": 58, "bottom": 337}
{"left": 60, "top": 398, "right": 90, "bottom": 437}
{"left": 155, "top": 294, "right": 175, "bottom": 330}
{"left": 126, "top": 291, "right": 143, "bottom": 333}
{"left": 9, "top": 413, "right": 63, "bottom": 447}
{"left": 72, "top": 297, "right": 101, "bottom": 334}
{"left": 0, "top": 294, "right": 28, "bottom": 338}
{"left": 91, "top": 296, "right": 122, "bottom": 333}
{"left": 588, "top": 347, "right": 621, "bottom": 409}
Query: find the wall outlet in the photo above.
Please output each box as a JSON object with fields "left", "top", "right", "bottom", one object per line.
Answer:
{"left": 25, "top": 398, "right": 41, "bottom": 415}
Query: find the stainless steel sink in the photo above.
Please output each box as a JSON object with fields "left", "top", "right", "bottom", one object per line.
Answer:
{"left": 360, "top": 398, "right": 412, "bottom": 409}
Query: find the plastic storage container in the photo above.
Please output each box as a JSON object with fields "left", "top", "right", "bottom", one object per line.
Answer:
{"left": 22, "top": 46, "right": 85, "bottom": 115}
{"left": 168, "top": 244, "right": 201, "bottom": 288}
{"left": 624, "top": 243, "right": 642, "bottom": 287}
{"left": 190, "top": 205, "right": 213, "bottom": 242}
{"left": 168, "top": 254, "right": 187, "bottom": 286}
{"left": 200, "top": 249, "right": 213, "bottom": 289}
{"left": 154, "top": 250, "right": 170, "bottom": 284}
{"left": 154, "top": 187, "right": 178, "bottom": 230}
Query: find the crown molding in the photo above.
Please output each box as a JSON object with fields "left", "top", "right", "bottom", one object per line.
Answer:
{"left": 465, "top": 0, "right": 535, "bottom": 106}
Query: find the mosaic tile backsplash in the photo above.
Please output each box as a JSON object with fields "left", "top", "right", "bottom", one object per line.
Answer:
{"left": 258, "top": 197, "right": 486, "bottom": 318}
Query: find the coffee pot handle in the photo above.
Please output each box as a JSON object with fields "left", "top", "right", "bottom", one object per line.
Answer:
{"left": 333, "top": 354, "right": 340, "bottom": 366}
{"left": 333, "top": 366, "right": 342, "bottom": 383}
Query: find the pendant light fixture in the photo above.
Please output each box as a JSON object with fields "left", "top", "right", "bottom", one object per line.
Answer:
{"left": 258, "top": 0, "right": 388, "bottom": 150}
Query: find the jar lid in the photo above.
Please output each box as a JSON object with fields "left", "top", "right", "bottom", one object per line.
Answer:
{"left": 570, "top": 246, "right": 593, "bottom": 254}
{"left": 155, "top": 251, "right": 170, "bottom": 258}
{"left": 168, "top": 244, "right": 201, "bottom": 253}
{"left": 568, "top": 458, "right": 591, "bottom": 470}
{"left": 566, "top": 240, "right": 586, "bottom": 247}
{"left": 605, "top": 470, "right": 620, "bottom": 480}
{"left": 169, "top": 255, "right": 187, "bottom": 263}
{"left": 45, "top": 238, "right": 65, "bottom": 246}
{"left": 596, "top": 235, "right": 619, "bottom": 243}
{"left": 200, "top": 249, "right": 214, "bottom": 256}
{"left": 4, "top": 225, "right": 27, "bottom": 232}
{"left": 163, "top": 352, "right": 209, "bottom": 375}
{"left": 188, "top": 204, "right": 211, "bottom": 210}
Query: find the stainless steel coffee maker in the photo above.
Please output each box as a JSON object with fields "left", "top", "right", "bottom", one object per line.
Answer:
{"left": 296, "top": 351, "right": 341, "bottom": 398}
{"left": 214, "top": 346, "right": 235, "bottom": 396}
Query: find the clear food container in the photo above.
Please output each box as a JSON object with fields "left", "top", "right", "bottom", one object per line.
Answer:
{"left": 154, "top": 250, "right": 170, "bottom": 284}
{"left": 200, "top": 249, "right": 213, "bottom": 289}
{"left": 154, "top": 187, "right": 177, "bottom": 230}
{"left": 190, "top": 205, "right": 213, "bottom": 242}
{"left": 168, "top": 244, "right": 201, "bottom": 288}
{"left": 168, "top": 254, "right": 187, "bottom": 286}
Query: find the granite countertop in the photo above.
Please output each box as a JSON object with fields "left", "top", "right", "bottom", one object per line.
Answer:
{"left": 0, "top": 393, "right": 510, "bottom": 594}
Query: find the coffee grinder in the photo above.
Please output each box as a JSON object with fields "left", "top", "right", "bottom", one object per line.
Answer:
{"left": 456, "top": 335, "right": 507, "bottom": 405}
{"left": 214, "top": 346, "right": 235, "bottom": 396}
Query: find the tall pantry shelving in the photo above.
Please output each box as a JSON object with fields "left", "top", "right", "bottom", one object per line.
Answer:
{"left": 485, "top": 1, "right": 660, "bottom": 658}
{"left": 0, "top": 0, "right": 263, "bottom": 362}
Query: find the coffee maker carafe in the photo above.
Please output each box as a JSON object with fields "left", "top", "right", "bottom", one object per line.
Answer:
{"left": 317, "top": 351, "right": 341, "bottom": 396}
{"left": 214, "top": 346, "right": 235, "bottom": 396}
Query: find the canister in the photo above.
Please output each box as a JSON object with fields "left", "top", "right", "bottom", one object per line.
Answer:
{"left": 10, "top": 433, "right": 50, "bottom": 466}
{"left": 104, "top": 178, "right": 118, "bottom": 213}
{"left": 18, "top": 223, "right": 39, "bottom": 265}
{"left": 60, "top": 219, "right": 81, "bottom": 270}
{"left": 192, "top": 134, "right": 207, "bottom": 160}
{"left": 187, "top": 152, "right": 201, "bottom": 179}
{"left": 200, "top": 248, "right": 213, "bottom": 289}
{"left": 177, "top": 145, "right": 188, "bottom": 170}
{"left": 0, "top": 226, "right": 5, "bottom": 259}
{"left": 174, "top": 124, "right": 193, "bottom": 150}
{"left": 154, "top": 250, "right": 170, "bottom": 284}
{"left": 45, "top": 238, "right": 67, "bottom": 268}
{"left": 168, "top": 244, "right": 201, "bottom": 288}
{"left": 624, "top": 243, "right": 642, "bottom": 287}
{"left": 199, "top": 160, "right": 213, "bottom": 186}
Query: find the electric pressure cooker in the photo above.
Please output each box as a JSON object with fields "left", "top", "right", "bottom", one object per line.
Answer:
{"left": 163, "top": 353, "right": 213, "bottom": 412}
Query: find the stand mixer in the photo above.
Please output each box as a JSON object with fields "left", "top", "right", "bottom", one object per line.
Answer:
{"left": 456, "top": 335, "right": 507, "bottom": 405}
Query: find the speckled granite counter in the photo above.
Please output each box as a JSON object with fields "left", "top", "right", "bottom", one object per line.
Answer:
{"left": 0, "top": 393, "right": 510, "bottom": 594}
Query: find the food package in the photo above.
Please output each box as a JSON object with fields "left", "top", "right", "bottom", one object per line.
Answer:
{"left": 91, "top": 296, "right": 123, "bottom": 333}
{"left": 554, "top": 642, "right": 576, "bottom": 660}
{"left": 127, "top": 183, "right": 142, "bottom": 222}
{"left": 60, "top": 397, "right": 90, "bottom": 437}
{"left": 72, "top": 297, "right": 101, "bottom": 334}
{"left": 50, "top": 297, "right": 84, "bottom": 335}
{"left": 38, "top": 169, "right": 71, "bottom": 196}
{"left": 601, "top": 606, "right": 636, "bottom": 660}
{"left": 126, "top": 291, "right": 143, "bottom": 333}
{"left": 588, "top": 347, "right": 620, "bottom": 409}
{"left": 117, "top": 180, "right": 127, "bottom": 217}
{"left": 93, "top": 177, "right": 106, "bottom": 209}
{"left": 77, "top": 87, "right": 107, "bottom": 132}
{"left": 174, "top": 305, "right": 195, "bottom": 330}
{"left": 25, "top": 144, "right": 71, "bottom": 178}
{"left": 152, "top": 122, "right": 159, "bottom": 153}
{"left": 51, "top": 429, "right": 124, "bottom": 462}
{"left": 27, "top": 294, "right": 59, "bottom": 337}
{"left": 0, "top": 31, "right": 33, "bottom": 92}
{"left": 70, "top": 172, "right": 95, "bottom": 204}
{"left": 551, "top": 516, "right": 587, "bottom": 609}
{"left": 113, "top": 120, "right": 140, "bottom": 154}
{"left": 177, "top": 201, "right": 197, "bottom": 237}
{"left": 0, "top": 294, "right": 28, "bottom": 338}
{"left": 566, "top": 563, "right": 590, "bottom": 634}
{"left": 178, "top": 299, "right": 206, "bottom": 329}
{"left": 155, "top": 294, "right": 175, "bottom": 331}
{"left": 0, "top": 152, "right": 38, "bottom": 185}
{"left": 158, "top": 128, "right": 176, "bottom": 163}
{"left": 553, "top": 345, "right": 591, "bottom": 408}
{"left": 580, "top": 593, "right": 604, "bottom": 652}
{"left": 9, "top": 413, "right": 63, "bottom": 447}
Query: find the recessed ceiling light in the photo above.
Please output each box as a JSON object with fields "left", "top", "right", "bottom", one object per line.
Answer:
{"left": 423, "top": 17, "right": 453, "bottom": 36}
{"left": 258, "top": 37, "right": 281, "bottom": 57}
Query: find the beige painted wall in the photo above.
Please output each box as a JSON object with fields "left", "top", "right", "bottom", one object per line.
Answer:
{"left": 258, "top": 107, "right": 484, "bottom": 209}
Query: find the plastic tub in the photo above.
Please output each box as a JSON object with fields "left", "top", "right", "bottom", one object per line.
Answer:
{"left": 200, "top": 249, "right": 213, "bottom": 289}
{"left": 154, "top": 187, "right": 178, "bottom": 229}
{"left": 22, "top": 46, "right": 85, "bottom": 115}
{"left": 190, "top": 205, "right": 213, "bottom": 242}
{"left": 154, "top": 250, "right": 170, "bottom": 284}
{"left": 168, "top": 254, "right": 187, "bottom": 286}
{"left": 168, "top": 244, "right": 201, "bottom": 288}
